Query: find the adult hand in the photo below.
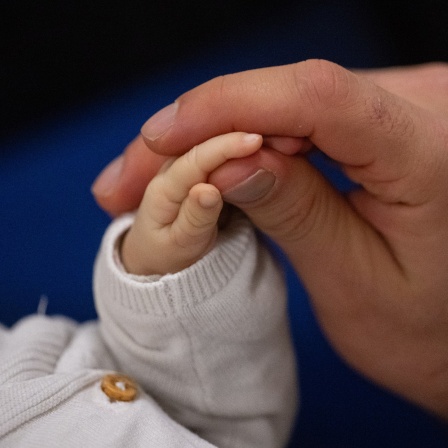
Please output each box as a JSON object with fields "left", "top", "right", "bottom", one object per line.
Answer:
{"left": 92, "top": 60, "right": 448, "bottom": 419}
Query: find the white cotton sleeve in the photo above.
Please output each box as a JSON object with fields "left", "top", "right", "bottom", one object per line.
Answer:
{"left": 93, "top": 213, "right": 298, "bottom": 448}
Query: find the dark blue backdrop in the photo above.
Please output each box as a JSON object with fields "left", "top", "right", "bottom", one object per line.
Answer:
{"left": 1, "top": 3, "right": 446, "bottom": 447}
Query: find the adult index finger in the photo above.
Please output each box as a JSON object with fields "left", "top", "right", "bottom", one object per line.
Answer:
{"left": 141, "top": 60, "right": 442, "bottom": 205}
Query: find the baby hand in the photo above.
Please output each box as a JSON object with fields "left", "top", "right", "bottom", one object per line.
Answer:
{"left": 120, "top": 132, "right": 263, "bottom": 275}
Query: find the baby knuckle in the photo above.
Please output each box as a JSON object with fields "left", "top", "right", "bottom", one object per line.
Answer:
{"left": 185, "top": 205, "right": 214, "bottom": 231}
{"left": 185, "top": 145, "right": 200, "bottom": 167}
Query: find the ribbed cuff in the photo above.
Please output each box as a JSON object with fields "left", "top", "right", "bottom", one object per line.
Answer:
{"left": 94, "top": 213, "right": 255, "bottom": 318}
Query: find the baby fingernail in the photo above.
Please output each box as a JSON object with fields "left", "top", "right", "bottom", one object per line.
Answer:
{"left": 243, "top": 133, "right": 262, "bottom": 143}
{"left": 222, "top": 170, "right": 276, "bottom": 204}
{"left": 140, "top": 102, "right": 178, "bottom": 142}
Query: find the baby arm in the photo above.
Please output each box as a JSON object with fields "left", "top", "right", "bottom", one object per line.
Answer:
{"left": 94, "top": 132, "right": 297, "bottom": 448}
{"left": 121, "top": 132, "right": 263, "bottom": 275}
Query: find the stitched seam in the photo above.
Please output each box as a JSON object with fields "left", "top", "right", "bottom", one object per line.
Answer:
{"left": 163, "top": 279, "right": 209, "bottom": 413}
{"left": 179, "top": 318, "right": 210, "bottom": 414}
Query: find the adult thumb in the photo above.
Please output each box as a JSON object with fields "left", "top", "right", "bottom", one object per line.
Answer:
{"left": 209, "top": 148, "right": 391, "bottom": 317}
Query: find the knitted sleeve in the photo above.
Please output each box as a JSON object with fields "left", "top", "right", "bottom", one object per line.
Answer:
{"left": 94, "top": 213, "right": 298, "bottom": 448}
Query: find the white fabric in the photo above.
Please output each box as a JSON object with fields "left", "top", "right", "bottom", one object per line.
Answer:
{"left": 0, "top": 214, "right": 297, "bottom": 447}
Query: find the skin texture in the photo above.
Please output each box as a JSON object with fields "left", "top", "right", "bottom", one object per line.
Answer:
{"left": 92, "top": 60, "right": 448, "bottom": 419}
{"left": 121, "top": 132, "right": 263, "bottom": 275}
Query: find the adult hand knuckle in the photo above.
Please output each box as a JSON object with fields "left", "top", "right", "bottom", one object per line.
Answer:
{"left": 263, "top": 173, "right": 328, "bottom": 243}
{"left": 295, "top": 59, "right": 352, "bottom": 109}
{"left": 370, "top": 96, "right": 415, "bottom": 140}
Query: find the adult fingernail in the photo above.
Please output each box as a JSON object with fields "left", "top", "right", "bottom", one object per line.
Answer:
{"left": 140, "top": 102, "right": 178, "bottom": 142}
{"left": 91, "top": 155, "right": 124, "bottom": 198}
{"left": 222, "top": 170, "right": 276, "bottom": 204}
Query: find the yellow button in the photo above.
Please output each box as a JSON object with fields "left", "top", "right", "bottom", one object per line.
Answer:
{"left": 101, "top": 373, "right": 138, "bottom": 402}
